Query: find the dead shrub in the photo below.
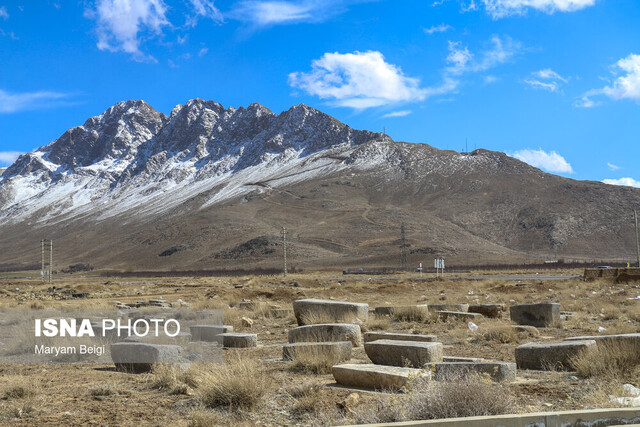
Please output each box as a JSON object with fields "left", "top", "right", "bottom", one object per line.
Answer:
{"left": 3, "top": 377, "right": 37, "bottom": 399}
{"left": 480, "top": 325, "right": 519, "bottom": 344}
{"left": 300, "top": 310, "right": 359, "bottom": 325}
{"left": 287, "top": 383, "right": 326, "bottom": 416}
{"left": 392, "top": 306, "right": 429, "bottom": 323}
{"left": 197, "top": 357, "right": 270, "bottom": 410}
{"left": 601, "top": 305, "right": 622, "bottom": 320}
{"left": 570, "top": 342, "right": 640, "bottom": 378}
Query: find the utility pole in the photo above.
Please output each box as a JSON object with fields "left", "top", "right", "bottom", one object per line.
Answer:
{"left": 635, "top": 209, "right": 640, "bottom": 268}
{"left": 281, "top": 227, "right": 287, "bottom": 278}
{"left": 49, "top": 240, "right": 53, "bottom": 283}
{"left": 41, "top": 239, "right": 45, "bottom": 282}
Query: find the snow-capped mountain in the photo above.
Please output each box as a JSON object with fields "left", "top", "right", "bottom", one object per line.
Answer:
{"left": 0, "top": 99, "right": 389, "bottom": 224}
{"left": 1, "top": 99, "right": 639, "bottom": 270}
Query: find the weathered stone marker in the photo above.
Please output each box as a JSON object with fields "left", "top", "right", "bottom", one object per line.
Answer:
{"left": 564, "top": 333, "right": 640, "bottom": 350}
{"left": 293, "top": 299, "right": 369, "bottom": 326}
{"left": 468, "top": 304, "right": 505, "bottom": 318}
{"left": 364, "top": 332, "right": 437, "bottom": 343}
{"left": 428, "top": 303, "right": 469, "bottom": 312}
{"left": 365, "top": 339, "right": 443, "bottom": 367}
{"left": 425, "top": 361, "right": 517, "bottom": 382}
{"left": 282, "top": 341, "right": 352, "bottom": 362}
{"left": 111, "top": 342, "right": 183, "bottom": 373}
{"left": 510, "top": 303, "right": 560, "bottom": 327}
{"left": 218, "top": 333, "right": 257, "bottom": 348}
{"left": 190, "top": 325, "right": 233, "bottom": 342}
{"left": 515, "top": 340, "right": 596, "bottom": 370}
{"left": 332, "top": 363, "right": 428, "bottom": 390}
{"left": 288, "top": 323, "right": 362, "bottom": 346}
{"left": 437, "top": 311, "right": 481, "bottom": 321}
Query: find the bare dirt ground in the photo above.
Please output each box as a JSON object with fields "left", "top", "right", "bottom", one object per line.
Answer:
{"left": 0, "top": 270, "right": 638, "bottom": 426}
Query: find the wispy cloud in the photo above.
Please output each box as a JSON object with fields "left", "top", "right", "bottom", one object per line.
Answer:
{"left": 228, "top": 0, "right": 361, "bottom": 27}
{"left": 0, "top": 89, "right": 73, "bottom": 113}
{"left": 0, "top": 6, "right": 9, "bottom": 19}
{"left": 480, "top": 0, "right": 596, "bottom": 19}
{"left": 198, "top": 47, "right": 209, "bottom": 57}
{"left": 0, "top": 151, "right": 23, "bottom": 166}
{"left": 524, "top": 68, "right": 567, "bottom": 92}
{"left": 577, "top": 53, "right": 640, "bottom": 107}
{"left": 423, "top": 23, "right": 452, "bottom": 35}
{"left": 512, "top": 148, "right": 574, "bottom": 173}
{"left": 607, "top": 162, "right": 621, "bottom": 171}
{"left": 289, "top": 50, "right": 428, "bottom": 109}
{"left": 382, "top": 110, "right": 412, "bottom": 118}
{"left": 185, "top": 0, "right": 223, "bottom": 27}
{"left": 446, "top": 35, "right": 521, "bottom": 75}
{"left": 602, "top": 177, "right": 640, "bottom": 188}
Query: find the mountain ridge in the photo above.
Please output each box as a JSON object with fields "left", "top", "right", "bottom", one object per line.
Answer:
{"left": 0, "top": 99, "right": 638, "bottom": 270}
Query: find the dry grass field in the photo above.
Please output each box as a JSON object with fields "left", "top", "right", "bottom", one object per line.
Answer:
{"left": 0, "top": 270, "right": 638, "bottom": 426}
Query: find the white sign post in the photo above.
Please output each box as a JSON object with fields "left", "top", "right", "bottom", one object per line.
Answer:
{"left": 418, "top": 262, "right": 423, "bottom": 278}
{"left": 434, "top": 258, "right": 445, "bottom": 278}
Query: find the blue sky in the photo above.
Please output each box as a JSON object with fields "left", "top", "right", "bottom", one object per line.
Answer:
{"left": 0, "top": 0, "right": 638, "bottom": 187}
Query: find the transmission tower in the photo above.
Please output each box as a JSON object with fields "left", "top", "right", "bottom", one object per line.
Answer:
{"left": 41, "top": 239, "right": 53, "bottom": 283}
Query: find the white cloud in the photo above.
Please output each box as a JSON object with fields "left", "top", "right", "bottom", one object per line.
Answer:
{"left": 573, "top": 95, "right": 599, "bottom": 108}
{"left": 602, "top": 177, "right": 640, "bottom": 188}
{"left": 0, "top": 151, "right": 22, "bottom": 166}
{"left": 382, "top": 110, "right": 412, "bottom": 118}
{"left": 481, "top": 0, "right": 596, "bottom": 18}
{"left": 90, "top": 0, "right": 170, "bottom": 61}
{"left": 185, "top": 0, "right": 223, "bottom": 27}
{"left": 229, "top": 0, "right": 351, "bottom": 26}
{"left": 512, "top": 148, "right": 574, "bottom": 173}
{"left": 577, "top": 53, "right": 640, "bottom": 107}
{"left": 601, "top": 53, "right": 640, "bottom": 101}
{"left": 0, "top": 89, "right": 71, "bottom": 113}
{"left": 0, "top": 6, "right": 9, "bottom": 19}
{"left": 446, "top": 35, "right": 521, "bottom": 75}
{"left": 423, "top": 23, "right": 452, "bottom": 35}
{"left": 288, "top": 51, "right": 428, "bottom": 109}
{"left": 524, "top": 68, "right": 567, "bottom": 92}
{"left": 198, "top": 47, "right": 209, "bottom": 57}
{"left": 607, "top": 162, "right": 621, "bottom": 171}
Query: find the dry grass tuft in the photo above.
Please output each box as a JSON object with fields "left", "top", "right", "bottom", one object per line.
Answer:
{"left": 287, "top": 383, "right": 326, "bottom": 416}
{"left": 288, "top": 345, "right": 344, "bottom": 375}
{"left": 3, "top": 377, "right": 37, "bottom": 399}
{"left": 601, "top": 305, "right": 623, "bottom": 321}
{"left": 363, "top": 315, "right": 391, "bottom": 332}
{"left": 299, "top": 310, "right": 359, "bottom": 325}
{"left": 479, "top": 324, "right": 519, "bottom": 344}
{"left": 570, "top": 342, "right": 640, "bottom": 378}
{"left": 197, "top": 357, "right": 270, "bottom": 410}
{"left": 352, "top": 372, "right": 517, "bottom": 423}
{"left": 150, "top": 364, "right": 196, "bottom": 395}
{"left": 392, "top": 306, "right": 430, "bottom": 323}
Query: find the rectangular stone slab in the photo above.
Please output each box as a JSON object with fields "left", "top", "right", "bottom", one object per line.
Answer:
{"left": 218, "top": 333, "right": 257, "bottom": 348}
{"left": 468, "top": 304, "right": 505, "bottom": 318}
{"left": 364, "top": 332, "right": 437, "bottom": 343}
{"left": 282, "top": 341, "right": 352, "bottom": 362}
{"left": 564, "top": 333, "right": 640, "bottom": 350}
{"left": 510, "top": 303, "right": 560, "bottom": 327}
{"left": 293, "top": 299, "right": 369, "bottom": 326}
{"left": 443, "top": 356, "right": 485, "bottom": 363}
{"left": 365, "top": 339, "right": 443, "bottom": 367}
{"left": 437, "top": 311, "right": 481, "bottom": 321}
{"left": 428, "top": 304, "right": 469, "bottom": 312}
{"left": 425, "top": 362, "right": 517, "bottom": 382}
{"left": 515, "top": 340, "right": 596, "bottom": 370}
{"left": 111, "top": 342, "right": 183, "bottom": 373}
{"left": 332, "top": 363, "right": 427, "bottom": 390}
{"left": 190, "top": 325, "right": 233, "bottom": 342}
